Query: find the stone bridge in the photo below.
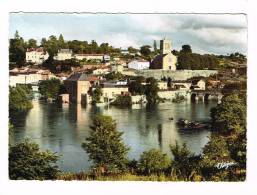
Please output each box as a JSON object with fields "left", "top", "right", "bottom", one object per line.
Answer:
{"left": 190, "top": 90, "right": 223, "bottom": 102}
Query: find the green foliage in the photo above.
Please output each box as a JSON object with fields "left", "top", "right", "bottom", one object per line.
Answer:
{"left": 92, "top": 86, "right": 103, "bottom": 104}
{"left": 27, "top": 39, "right": 37, "bottom": 48}
{"left": 210, "top": 94, "right": 246, "bottom": 134}
{"left": 9, "top": 139, "right": 60, "bottom": 180}
{"left": 172, "top": 94, "right": 186, "bottom": 103}
{"left": 200, "top": 134, "right": 236, "bottom": 180}
{"left": 111, "top": 95, "right": 132, "bottom": 107}
{"left": 170, "top": 142, "right": 200, "bottom": 180}
{"left": 9, "top": 31, "right": 26, "bottom": 67}
{"left": 9, "top": 85, "right": 33, "bottom": 113}
{"left": 177, "top": 45, "right": 219, "bottom": 70}
{"left": 145, "top": 77, "right": 159, "bottom": 105}
{"left": 128, "top": 78, "right": 145, "bottom": 95}
{"left": 38, "top": 78, "right": 61, "bottom": 100}
{"left": 222, "top": 81, "right": 247, "bottom": 95}
{"left": 140, "top": 45, "right": 151, "bottom": 58}
{"left": 82, "top": 115, "right": 129, "bottom": 173}
{"left": 181, "top": 45, "right": 192, "bottom": 53}
{"left": 105, "top": 72, "right": 124, "bottom": 81}
{"left": 139, "top": 149, "right": 171, "bottom": 175}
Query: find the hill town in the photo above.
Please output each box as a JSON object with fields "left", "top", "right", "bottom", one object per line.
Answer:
{"left": 9, "top": 29, "right": 247, "bottom": 181}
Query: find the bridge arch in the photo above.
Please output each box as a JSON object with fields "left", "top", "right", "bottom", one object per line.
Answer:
{"left": 191, "top": 93, "right": 197, "bottom": 101}
{"left": 204, "top": 93, "right": 210, "bottom": 101}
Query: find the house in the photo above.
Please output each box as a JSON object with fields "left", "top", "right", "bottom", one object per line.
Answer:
{"left": 54, "top": 49, "right": 73, "bottom": 61}
{"left": 170, "top": 80, "right": 192, "bottom": 90}
{"left": 158, "top": 81, "right": 168, "bottom": 90}
{"left": 111, "top": 64, "right": 124, "bottom": 73}
{"left": 64, "top": 73, "right": 92, "bottom": 104}
{"left": 74, "top": 53, "right": 104, "bottom": 61}
{"left": 128, "top": 59, "right": 150, "bottom": 70}
{"left": 9, "top": 68, "right": 56, "bottom": 87}
{"left": 191, "top": 78, "right": 206, "bottom": 90}
{"left": 100, "top": 82, "right": 129, "bottom": 101}
{"left": 92, "top": 67, "right": 110, "bottom": 75}
{"left": 103, "top": 55, "right": 111, "bottom": 62}
{"left": 26, "top": 47, "right": 49, "bottom": 64}
{"left": 121, "top": 49, "right": 129, "bottom": 55}
{"left": 150, "top": 38, "right": 177, "bottom": 70}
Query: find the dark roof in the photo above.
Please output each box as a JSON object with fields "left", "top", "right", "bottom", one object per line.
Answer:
{"left": 66, "top": 73, "right": 89, "bottom": 81}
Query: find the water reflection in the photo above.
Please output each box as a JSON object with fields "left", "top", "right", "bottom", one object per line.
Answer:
{"left": 11, "top": 100, "right": 217, "bottom": 172}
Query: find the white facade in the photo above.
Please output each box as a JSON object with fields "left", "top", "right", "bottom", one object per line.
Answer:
{"left": 158, "top": 81, "right": 168, "bottom": 90}
{"left": 74, "top": 54, "right": 104, "bottom": 61}
{"left": 54, "top": 49, "right": 73, "bottom": 61}
{"left": 128, "top": 60, "right": 150, "bottom": 70}
{"left": 26, "top": 48, "right": 49, "bottom": 64}
{"left": 192, "top": 79, "right": 206, "bottom": 90}
{"left": 92, "top": 68, "right": 109, "bottom": 75}
{"left": 102, "top": 87, "right": 129, "bottom": 99}
{"left": 9, "top": 73, "right": 42, "bottom": 87}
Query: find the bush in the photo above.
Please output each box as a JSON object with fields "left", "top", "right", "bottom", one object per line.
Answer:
{"left": 9, "top": 139, "right": 60, "bottom": 180}
{"left": 139, "top": 149, "right": 171, "bottom": 175}
{"left": 110, "top": 95, "right": 132, "bottom": 107}
{"left": 38, "top": 78, "right": 61, "bottom": 100}
{"left": 9, "top": 85, "right": 33, "bottom": 113}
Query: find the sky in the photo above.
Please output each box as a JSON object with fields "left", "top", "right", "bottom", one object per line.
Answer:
{"left": 9, "top": 13, "right": 247, "bottom": 55}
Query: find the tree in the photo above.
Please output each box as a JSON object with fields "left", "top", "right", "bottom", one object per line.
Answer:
{"left": 92, "top": 86, "right": 103, "bottom": 104}
{"left": 210, "top": 94, "right": 246, "bottom": 135}
{"left": 145, "top": 77, "right": 159, "bottom": 104}
{"left": 153, "top": 40, "right": 158, "bottom": 53}
{"left": 170, "top": 142, "right": 201, "bottom": 180}
{"left": 9, "top": 139, "right": 60, "bottom": 180}
{"left": 44, "top": 35, "right": 59, "bottom": 56}
{"left": 181, "top": 44, "right": 192, "bottom": 53}
{"left": 9, "top": 30, "right": 26, "bottom": 67}
{"left": 58, "top": 34, "right": 65, "bottom": 48}
{"left": 140, "top": 45, "right": 151, "bottom": 58}
{"left": 139, "top": 149, "right": 171, "bottom": 175}
{"left": 27, "top": 39, "right": 37, "bottom": 48}
{"left": 38, "top": 78, "right": 61, "bottom": 100}
{"left": 200, "top": 134, "right": 236, "bottom": 181}
{"left": 9, "top": 85, "right": 33, "bottom": 113}
{"left": 82, "top": 115, "right": 129, "bottom": 173}
{"left": 128, "top": 81, "right": 144, "bottom": 95}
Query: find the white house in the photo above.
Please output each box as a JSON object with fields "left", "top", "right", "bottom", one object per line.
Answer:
{"left": 128, "top": 60, "right": 150, "bottom": 70}
{"left": 74, "top": 54, "right": 104, "bottom": 61}
{"left": 26, "top": 47, "right": 49, "bottom": 65}
{"left": 54, "top": 49, "right": 73, "bottom": 61}
{"left": 191, "top": 79, "right": 206, "bottom": 90}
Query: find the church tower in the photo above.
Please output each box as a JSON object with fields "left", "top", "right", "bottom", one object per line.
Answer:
{"left": 160, "top": 38, "right": 172, "bottom": 54}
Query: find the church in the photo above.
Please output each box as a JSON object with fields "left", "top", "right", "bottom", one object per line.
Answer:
{"left": 150, "top": 38, "right": 177, "bottom": 71}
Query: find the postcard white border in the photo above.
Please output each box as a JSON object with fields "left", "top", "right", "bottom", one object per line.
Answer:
{"left": 0, "top": 0, "right": 257, "bottom": 195}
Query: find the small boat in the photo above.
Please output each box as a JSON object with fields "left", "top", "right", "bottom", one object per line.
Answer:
{"left": 169, "top": 117, "right": 174, "bottom": 120}
{"left": 177, "top": 119, "right": 189, "bottom": 126}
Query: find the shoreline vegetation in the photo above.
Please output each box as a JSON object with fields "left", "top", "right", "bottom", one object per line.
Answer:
{"left": 9, "top": 93, "right": 246, "bottom": 181}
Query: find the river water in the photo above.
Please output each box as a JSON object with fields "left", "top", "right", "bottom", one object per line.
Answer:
{"left": 10, "top": 100, "right": 217, "bottom": 172}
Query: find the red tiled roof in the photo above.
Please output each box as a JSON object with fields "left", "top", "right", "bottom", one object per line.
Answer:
{"left": 26, "top": 47, "right": 44, "bottom": 52}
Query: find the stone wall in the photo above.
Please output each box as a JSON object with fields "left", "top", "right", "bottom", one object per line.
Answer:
{"left": 131, "top": 95, "right": 146, "bottom": 104}
{"left": 132, "top": 69, "right": 218, "bottom": 80}
{"left": 158, "top": 90, "right": 190, "bottom": 100}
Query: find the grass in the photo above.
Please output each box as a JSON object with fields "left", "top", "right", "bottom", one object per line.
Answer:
{"left": 58, "top": 172, "right": 181, "bottom": 181}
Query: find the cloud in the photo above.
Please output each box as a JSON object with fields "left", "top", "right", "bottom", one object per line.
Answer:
{"left": 9, "top": 13, "right": 247, "bottom": 55}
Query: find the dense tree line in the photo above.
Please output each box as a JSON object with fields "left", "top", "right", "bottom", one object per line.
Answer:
{"left": 9, "top": 31, "right": 121, "bottom": 69}
{"left": 9, "top": 84, "right": 33, "bottom": 113}
{"left": 38, "top": 78, "right": 62, "bottom": 100}
{"left": 177, "top": 45, "right": 219, "bottom": 70}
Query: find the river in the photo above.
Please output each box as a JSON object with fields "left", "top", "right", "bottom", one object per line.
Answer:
{"left": 10, "top": 100, "right": 217, "bottom": 172}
